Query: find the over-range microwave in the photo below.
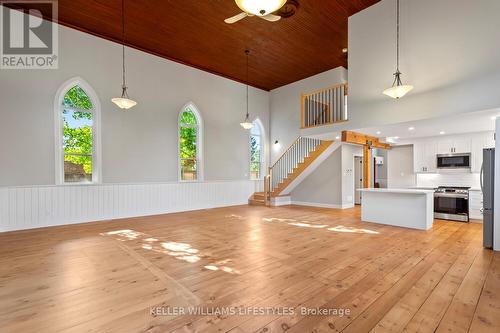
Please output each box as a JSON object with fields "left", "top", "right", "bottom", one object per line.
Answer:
{"left": 436, "top": 153, "right": 471, "bottom": 169}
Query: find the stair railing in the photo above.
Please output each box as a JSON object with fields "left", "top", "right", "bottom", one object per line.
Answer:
{"left": 268, "top": 137, "right": 322, "bottom": 195}
{"left": 301, "top": 83, "right": 348, "bottom": 128}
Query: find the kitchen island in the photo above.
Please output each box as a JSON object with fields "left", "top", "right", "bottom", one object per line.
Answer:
{"left": 357, "top": 188, "right": 435, "bottom": 230}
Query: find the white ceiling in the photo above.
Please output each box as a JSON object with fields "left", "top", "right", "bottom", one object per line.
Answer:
{"left": 354, "top": 108, "right": 500, "bottom": 143}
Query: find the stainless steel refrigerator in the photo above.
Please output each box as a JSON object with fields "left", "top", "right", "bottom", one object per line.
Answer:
{"left": 481, "top": 148, "right": 494, "bottom": 249}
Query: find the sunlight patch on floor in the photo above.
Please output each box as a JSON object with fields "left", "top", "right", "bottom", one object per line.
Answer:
{"left": 101, "top": 229, "right": 240, "bottom": 272}
{"left": 328, "top": 225, "right": 379, "bottom": 234}
{"left": 260, "top": 217, "right": 379, "bottom": 234}
{"left": 203, "top": 259, "right": 241, "bottom": 275}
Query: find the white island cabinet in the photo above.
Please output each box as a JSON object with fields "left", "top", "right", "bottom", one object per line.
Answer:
{"left": 358, "top": 188, "right": 435, "bottom": 230}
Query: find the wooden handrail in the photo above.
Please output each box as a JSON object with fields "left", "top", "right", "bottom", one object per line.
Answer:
{"left": 270, "top": 136, "right": 302, "bottom": 169}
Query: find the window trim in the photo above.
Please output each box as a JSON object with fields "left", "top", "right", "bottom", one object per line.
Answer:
{"left": 54, "top": 77, "right": 102, "bottom": 185}
{"left": 178, "top": 102, "right": 203, "bottom": 182}
{"left": 249, "top": 118, "right": 267, "bottom": 180}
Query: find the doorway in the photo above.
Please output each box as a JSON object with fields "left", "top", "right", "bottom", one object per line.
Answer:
{"left": 354, "top": 156, "right": 363, "bottom": 204}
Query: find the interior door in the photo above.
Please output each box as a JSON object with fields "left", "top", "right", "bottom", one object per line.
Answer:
{"left": 354, "top": 156, "right": 363, "bottom": 204}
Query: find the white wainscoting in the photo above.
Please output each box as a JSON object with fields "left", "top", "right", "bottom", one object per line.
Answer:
{"left": 0, "top": 180, "right": 258, "bottom": 232}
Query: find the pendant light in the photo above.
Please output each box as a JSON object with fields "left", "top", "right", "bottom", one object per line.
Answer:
{"left": 111, "top": 0, "right": 137, "bottom": 109}
{"left": 240, "top": 49, "right": 254, "bottom": 130}
{"left": 383, "top": 0, "right": 413, "bottom": 99}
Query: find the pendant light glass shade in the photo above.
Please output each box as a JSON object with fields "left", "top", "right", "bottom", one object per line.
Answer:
{"left": 235, "top": 0, "right": 287, "bottom": 16}
{"left": 383, "top": 0, "right": 413, "bottom": 99}
{"left": 111, "top": 87, "right": 137, "bottom": 109}
{"left": 383, "top": 71, "right": 413, "bottom": 99}
{"left": 383, "top": 84, "right": 413, "bottom": 99}
{"left": 240, "top": 114, "right": 253, "bottom": 129}
{"left": 112, "top": 0, "right": 137, "bottom": 109}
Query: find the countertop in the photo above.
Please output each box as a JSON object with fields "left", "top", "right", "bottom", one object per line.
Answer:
{"left": 357, "top": 188, "right": 435, "bottom": 194}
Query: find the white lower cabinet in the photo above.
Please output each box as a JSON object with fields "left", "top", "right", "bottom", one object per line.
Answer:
{"left": 469, "top": 190, "right": 483, "bottom": 220}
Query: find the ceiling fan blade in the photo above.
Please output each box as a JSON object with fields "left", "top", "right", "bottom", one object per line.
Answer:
{"left": 224, "top": 12, "right": 248, "bottom": 24}
{"left": 258, "top": 14, "right": 281, "bottom": 22}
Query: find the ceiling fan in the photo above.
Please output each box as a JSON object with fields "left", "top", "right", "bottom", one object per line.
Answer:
{"left": 224, "top": 0, "right": 287, "bottom": 24}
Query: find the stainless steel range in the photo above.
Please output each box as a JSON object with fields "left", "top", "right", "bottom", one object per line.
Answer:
{"left": 434, "top": 186, "right": 470, "bottom": 222}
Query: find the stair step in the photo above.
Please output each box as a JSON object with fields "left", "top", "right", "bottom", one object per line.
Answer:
{"left": 248, "top": 199, "right": 266, "bottom": 206}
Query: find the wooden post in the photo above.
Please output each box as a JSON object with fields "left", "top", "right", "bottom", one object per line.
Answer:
{"left": 363, "top": 145, "right": 371, "bottom": 188}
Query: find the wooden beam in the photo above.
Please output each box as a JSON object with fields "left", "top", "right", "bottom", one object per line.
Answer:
{"left": 363, "top": 145, "right": 371, "bottom": 188}
{"left": 341, "top": 130, "right": 391, "bottom": 149}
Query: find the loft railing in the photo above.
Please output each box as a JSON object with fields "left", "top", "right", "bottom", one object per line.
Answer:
{"left": 267, "top": 137, "right": 322, "bottom": 195}
{"left": 301, "top": 83, "right": 348, "bottom": 128}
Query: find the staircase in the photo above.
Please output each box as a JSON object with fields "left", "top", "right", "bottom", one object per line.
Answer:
{"left": 248, "top": 137, "right": 334, "bottom": 206}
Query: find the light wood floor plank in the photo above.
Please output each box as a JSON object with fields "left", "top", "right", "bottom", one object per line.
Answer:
{"left": 0, "top": 205, "right": 496, "bottom": 333}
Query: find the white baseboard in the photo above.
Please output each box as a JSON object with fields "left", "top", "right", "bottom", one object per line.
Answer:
{"left": 290, "top": 201, "right": 354, "bottom": 209}
{"left": 271, "top": 196, "right": 291, "bottom": 206}
{"left": 0, "top": 180, "right": 256, "bottom": 232}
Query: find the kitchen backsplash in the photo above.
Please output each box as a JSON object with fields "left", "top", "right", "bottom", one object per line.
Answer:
{"left": 416, "top": 173, "right": 481, "bottom": 190}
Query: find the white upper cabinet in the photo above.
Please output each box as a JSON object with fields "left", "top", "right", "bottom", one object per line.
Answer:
{"left": 437, "top": 138, "right": 471, "bottom": 154}
{"left": 471, "top": 132, "right": 495, "bottom": 172}
{"left": 413, "top": 139, "right": 437, "bottom": 173}
{"left": 453, "top": 138, "right": 472, "bottom": 154}
{"left": 412, "top": 132, "right": 493, "bottom": 174}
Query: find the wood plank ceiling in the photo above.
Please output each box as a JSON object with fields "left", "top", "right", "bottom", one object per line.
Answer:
{"left": 6, "top": 0, "right": 379, "bottom": 90}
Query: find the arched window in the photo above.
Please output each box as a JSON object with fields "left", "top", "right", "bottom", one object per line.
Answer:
{"left": 179, "top": 103, "right": 202, "bottom": 181}
{"left": 249, "top": 119, "right": 265, "bottom": 180}
{"left": 54, "top": 78, "right": 101, "bottom": 184}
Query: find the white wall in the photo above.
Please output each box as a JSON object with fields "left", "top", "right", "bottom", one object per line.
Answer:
{"left": 290, "top": 148, "right": 342, "bottom": 207}
{"left": 0, "top": 9, "right": 270, "bottom": 187}
{"left": 348, "top": 0, "right": 500, "bottom": 130}
{"left": 387, "top": 145, "right": 416, "bottom": 188}
{"left": 269, "top": 67, "right": 347, "bottom": 163}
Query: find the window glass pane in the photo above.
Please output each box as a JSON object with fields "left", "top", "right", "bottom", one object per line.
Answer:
{"left": 250, "top": 162, "right": 260, "bottom": 180}
{"left": 250, "top": 135, "right": 261, "bottom": 163}
{"left": 180, "top": 109, "right": 197, "bottom": 125}
{"left": 63, "top": 85, "right": 93, "bottom": 110}
{"left": 63, "top": 109, "right": 93, "bottom": 182}
{"left": 180, "top": 126, "right": 197, "bottom": 159}
{"left": 64, "top": 155, "right": 92, "bottom": 183}
{"left": 181, "top": 159, "right": 197, "bottom": 181}
{"left": 250, "top": 124, "right": 260, "bottom": 136}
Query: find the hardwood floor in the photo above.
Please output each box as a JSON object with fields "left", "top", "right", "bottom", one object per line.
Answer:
{"left": 0, "top": 205, "right": 498, "bottom": 333}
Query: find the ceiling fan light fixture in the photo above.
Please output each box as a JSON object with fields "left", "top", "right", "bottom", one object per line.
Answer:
{"left": 235, "top": 0, "right": 287, "bottom": 16}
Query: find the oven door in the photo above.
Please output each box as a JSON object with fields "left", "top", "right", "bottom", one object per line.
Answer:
{"left": 434, "top": 193, "right": 469, "bottom": 221}
{"left": 437, "top": 154, "right": 471, "bottom": 169}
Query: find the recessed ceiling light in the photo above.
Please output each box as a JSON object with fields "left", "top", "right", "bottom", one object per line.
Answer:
{"left": 376, "top": 131, "right": 381, "bottom": 135}
{"left": 394, "top": 136, "right": 399, "bottom": 139}
{"left": 408, "top": 127, "right": 415, "bottom": 131}
{"left": 491, "top": 116, "right": 498, "bottom": 120}
{"left": 440, "top": 131, "right": 445, "bottom": 135}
